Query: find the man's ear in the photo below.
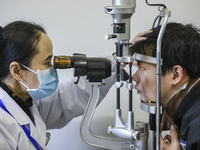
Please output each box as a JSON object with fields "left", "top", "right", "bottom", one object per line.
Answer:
{"left": 9, "top": 62, "right": 22, "bottom": 81}
{"left": 171, "top": 65, "right": 183, "bottom": 85}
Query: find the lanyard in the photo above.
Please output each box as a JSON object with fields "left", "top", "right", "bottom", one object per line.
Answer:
{"left": 0, "top": 99, "right": 41, "bottom": 150}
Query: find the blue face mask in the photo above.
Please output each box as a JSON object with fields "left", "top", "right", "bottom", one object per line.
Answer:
{"left": 19, "top": 65, "right": 59, "bottom": 100}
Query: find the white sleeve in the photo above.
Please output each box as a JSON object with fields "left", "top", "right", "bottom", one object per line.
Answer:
{"left": 0, "top": 132, "right": 12, "bottom": 150}
{"left": 35, "top": 52, "right": 116, "bottom": 129}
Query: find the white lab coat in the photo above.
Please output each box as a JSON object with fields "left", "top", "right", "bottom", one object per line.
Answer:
{"left": 0, "top": 53, "right": 116, "bottom": 150}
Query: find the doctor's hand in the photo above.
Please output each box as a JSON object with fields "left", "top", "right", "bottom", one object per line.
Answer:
{"left": 160, "top": 125, "right": 181, "bottom": 150}
{"left": 129, "top": 30, "right": 152, "bottom": 56}
{"left": 129, "top": 30, "right": 152, "bottom": 46}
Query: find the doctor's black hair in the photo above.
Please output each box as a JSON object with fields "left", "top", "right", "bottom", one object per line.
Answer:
{"left": 130, "top": 22, "right": 200, "bottom": 78}
{"left": 0, "top": 21, "right": 46, "bottom": 80}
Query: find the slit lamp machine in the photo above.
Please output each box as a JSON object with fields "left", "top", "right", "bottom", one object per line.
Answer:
{"left": 53, "top": 0, "right": 171, "bottom": 149}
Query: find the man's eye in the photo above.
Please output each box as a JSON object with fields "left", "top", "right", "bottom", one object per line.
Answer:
{"left": 132, "top": 64, "right": 144, "bottom": 74}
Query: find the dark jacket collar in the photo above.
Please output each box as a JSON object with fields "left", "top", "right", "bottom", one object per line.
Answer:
{"left": 174, "top": 78, "right": 200, "bottom": 128}
{"left": 161, "top": 78, "right": 200, "bottom": 130}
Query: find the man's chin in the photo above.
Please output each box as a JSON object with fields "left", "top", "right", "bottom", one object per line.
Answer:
{"left": 140, "top": 99, "right": 148, "bottom": 103}
{"left": 140, "top": 99, "right": 156, "bottom": 103}
{"left": 139, "top": 95, "right": 147, "bottom": 102}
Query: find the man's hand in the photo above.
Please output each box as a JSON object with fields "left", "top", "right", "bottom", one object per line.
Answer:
{"left": 160, "top": 125, "right": 182, "bottom": 150}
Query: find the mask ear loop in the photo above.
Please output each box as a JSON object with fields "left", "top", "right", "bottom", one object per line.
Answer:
{"left": 19, "top": 64, "right": 39, "bottom": 91}
{"left": 19, "top": 78, "right": 30, "bottom": 90}
{"left": 19, "top": 64, "right": 37, "bottom": 74}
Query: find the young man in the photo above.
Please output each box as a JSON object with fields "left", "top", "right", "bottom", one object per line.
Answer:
{"left": 130, "top": 22, "right": 200, "bottom": 150}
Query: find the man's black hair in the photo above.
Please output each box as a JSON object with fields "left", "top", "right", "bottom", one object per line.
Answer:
{"left": 130, "top": 22, "right": 200, "bottom": 78}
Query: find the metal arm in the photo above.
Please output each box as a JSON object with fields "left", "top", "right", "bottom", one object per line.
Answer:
{"left": 156, "top": 8, "right": 171, "bottom": 150}
{"left": 80, "top": 83, "right": 137, "bottom": 150}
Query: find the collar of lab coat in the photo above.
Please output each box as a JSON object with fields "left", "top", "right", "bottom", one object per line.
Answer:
{"left": 0, "top": 87, "right": 46, "bottom": 149}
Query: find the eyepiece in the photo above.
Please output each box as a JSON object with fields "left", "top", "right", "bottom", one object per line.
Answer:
{"left": 53, "top": 56, "right": 73, "bottom": 69}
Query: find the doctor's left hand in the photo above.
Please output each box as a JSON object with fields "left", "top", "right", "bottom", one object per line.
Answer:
{"left": 160, "top": 125, "right": 181, "bottom": 150}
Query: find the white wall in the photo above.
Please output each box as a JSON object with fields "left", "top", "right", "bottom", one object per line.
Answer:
{"left": 0, "top": 0, "right": 200, "bottom": 150}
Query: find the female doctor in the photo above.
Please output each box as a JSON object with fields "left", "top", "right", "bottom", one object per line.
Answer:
{"left": 0, "top": 21, "right": 117, "bottom": 150}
